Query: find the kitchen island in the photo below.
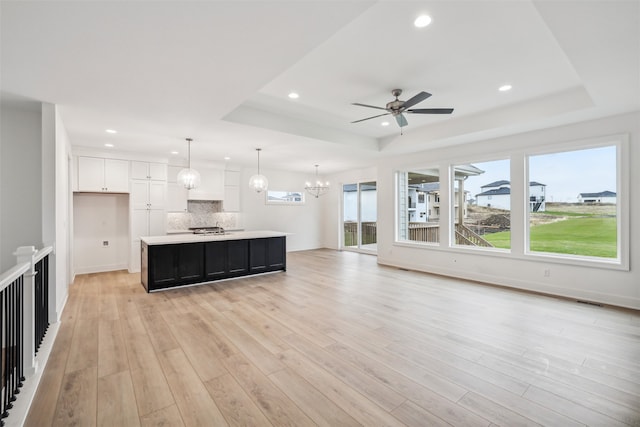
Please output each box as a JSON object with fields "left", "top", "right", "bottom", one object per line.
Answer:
{"left": 140, "top": 231, "right": 286, "bottom": 292}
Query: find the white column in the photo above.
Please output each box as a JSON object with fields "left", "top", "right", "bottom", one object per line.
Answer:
{"left": 15, "top": 246, "right": 37, "bottom": 376}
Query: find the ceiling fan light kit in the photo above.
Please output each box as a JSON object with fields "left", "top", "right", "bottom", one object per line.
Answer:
{"left": 305, "top": 164, "right": 330, "bottom": 198}
{"left": 351, "top": 88, "right": 454, "bottom": 133}
{"left": 177, "top": 138, "right": 201, "bottom": 190}
{"left": 249, "top": 148, "right": 268, "bottom": 193}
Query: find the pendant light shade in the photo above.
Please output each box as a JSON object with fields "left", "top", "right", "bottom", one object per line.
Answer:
{"left": 305, "top": 164, "right": 330, "bottom": 198}
{"left": 249, "top": 148, "right": 268, "bottom": 193}
{"left": 177, "top": 138, "right": 201, "bottom": 190}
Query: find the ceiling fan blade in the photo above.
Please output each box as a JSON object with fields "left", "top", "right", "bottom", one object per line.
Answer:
{"left": 402, "top": 91, "right": 432, "bottom": 109}
{"left": 351, "top": 112, "right": 391, "bottom": 123}
{"left": 407, "top": 108, "right": 454, "bottom": 114}
{"left": 395, "top": 113, "right": 408, "bottom": 127}
{"left": 352, "top": 102, "right": 388, "bottom": 111}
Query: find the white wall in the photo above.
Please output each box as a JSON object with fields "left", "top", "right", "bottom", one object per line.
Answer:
{"left": 240, "top": 167, "right": 324, "bottom": 252}
{"left": 375, "top": 112, "right": 640, "bottom": 309}
{"left": 73, "top": 193, "right": 129, "bottom": 274}
{"left": 0, "top": 100, "right": 42, "bottom": 271}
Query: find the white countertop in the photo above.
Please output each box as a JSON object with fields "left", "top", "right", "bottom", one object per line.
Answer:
{"left": 141, "top": 230, "right": 288, "bottom": 245}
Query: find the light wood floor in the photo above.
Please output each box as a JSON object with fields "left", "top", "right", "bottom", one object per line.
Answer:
{"left": 25, "top": 249, "right": 640, "bottom": 426}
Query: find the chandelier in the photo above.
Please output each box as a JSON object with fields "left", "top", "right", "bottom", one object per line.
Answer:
{"left": 177, "top": 138, "right": 201, "bottom": 190}
{"left": 305, "top": 164, "right": 330, "bottom": 198}
{"left": 248, "top": 148, "right": 268, "bottom": 193}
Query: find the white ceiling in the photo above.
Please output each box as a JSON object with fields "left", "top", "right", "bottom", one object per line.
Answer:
{"left": 1, "top": 1, "right": 639, "bottom": 174}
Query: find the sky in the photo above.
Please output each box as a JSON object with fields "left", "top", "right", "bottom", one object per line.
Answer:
{"left": 461, "top": 145, "right": 617, "bottom": 203}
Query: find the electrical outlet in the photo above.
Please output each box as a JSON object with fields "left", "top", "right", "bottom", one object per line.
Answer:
{"left": 544, "top": 269, "right": 550, "bottom": 277}
{"left": 103, "top": 241, "right": 109, "bottom": 247}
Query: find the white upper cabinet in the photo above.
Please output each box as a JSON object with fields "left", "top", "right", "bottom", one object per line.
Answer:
{"left": 77, "top": 156, "right": 129, "bottom": 192}
{"left": 223, "top": 170, "right": 240, "bottom": 212}
{"left": 187, "top": 168, "right": 224, "bottom": 201}
{"left": 131, "top": 180, "right": 166, "bottom": 209}
{"left": 131, "top": 161, "right": 167, "bottom": 181}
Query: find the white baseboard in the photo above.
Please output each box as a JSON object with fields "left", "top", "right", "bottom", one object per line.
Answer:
{"left": 74, "top": 263, "right": 128, "bottom": 275}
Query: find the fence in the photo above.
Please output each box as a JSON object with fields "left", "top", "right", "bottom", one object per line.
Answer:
{"left": 343, "top": 221, "right": 377, "bottom": 247}
{"left": 0, "top": 246, "right": 52, "bottom": 425}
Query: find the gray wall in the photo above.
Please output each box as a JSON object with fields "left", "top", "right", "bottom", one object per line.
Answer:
{"left": 0, "top": 97, "right": 42, "bottom": 271}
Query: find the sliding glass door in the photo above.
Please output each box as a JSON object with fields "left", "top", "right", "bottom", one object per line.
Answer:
{"left": 342, "top": 181, "right": 377, "bottom": 253}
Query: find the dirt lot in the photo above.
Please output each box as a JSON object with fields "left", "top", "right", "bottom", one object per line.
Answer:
{"left": 464, "top": 203, "right": 616, "bottom": 234}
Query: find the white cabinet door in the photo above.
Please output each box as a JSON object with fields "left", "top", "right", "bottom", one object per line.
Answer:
{"left": 130, "top": 181, "right": 150, "bottom": 209}
{"left": 104, "top": 159, "right": 129, "bottom": 192}
{"left": 148, "top": 209, "right": 166, "bottom": 236}
{"left": 188, "top": 168, "right": 224, "bottom": 200}
{"left": 130, "top": 209, "right": 149, "bottom": 241}
{"left": 131, "top": 161, "right": 167, "bottom": 181}
{"left": 130, "top": 161, "right": 149, "bottom": 180}
{"left": 131, "top": 208, "right": 165, "bottom": 240}
{"left": 167, "top": 182, "right": 188, "bottom": 212}
{"left": 149, "top": 163, "right": 167, "bottom": 181}
{"left": 131, "top": 180, "right": 165, "bottom": 209}
{"left": 149, "top": 181, "right": 166, "bottom": 208}
{"left": 78, "top": 157, "right": 105, "bottom": 192}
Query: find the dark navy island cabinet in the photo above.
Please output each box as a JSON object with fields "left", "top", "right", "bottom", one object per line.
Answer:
{"left": 141, "top": 236, "right": 286, "bottom": 292}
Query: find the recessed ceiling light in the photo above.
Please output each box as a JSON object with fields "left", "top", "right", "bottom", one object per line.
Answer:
{"left": 288, "top": 92, "right": 299, "bottom": 99}
{"left": 499, "top": 84, "right": 512, "bottom": 92}
{"left": 105, "top": 129, "right": 117, "bottom": 134}
{"left": 381, "top": 121, "right": 390, "bottom": 126}
{"left": 414, "top": 15, "right": 432, "bottom": 28}
{"left": 224, "top": 156, "right": 231, "bottom": 161}
{"left": 170, "top": 151, "right": 179, "bottom": 155}
{"left": 104, "top": 143, "right": 114, "bottom": 148}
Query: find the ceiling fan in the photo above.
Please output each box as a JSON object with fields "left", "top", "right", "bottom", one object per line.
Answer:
{"left": 351, "top": 89, "right": 453, "bottom": 129}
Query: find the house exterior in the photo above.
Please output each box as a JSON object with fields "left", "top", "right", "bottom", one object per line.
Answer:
{"left": 476, "top": 180, "right": 546, "bottom": 212}
{"left": 578, "top": 191, "right": 617, "bottom": 204}
{"left": 408, "top": 182, "right": 468, "bottom": 222}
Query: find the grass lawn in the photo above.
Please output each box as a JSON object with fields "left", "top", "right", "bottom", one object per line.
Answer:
{"left": 485, "top": 216, "right": 617, "bottom": 258}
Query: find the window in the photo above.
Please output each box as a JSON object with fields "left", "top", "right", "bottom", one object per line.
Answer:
{"left": 452, "top": 159, "right": 511, "bottom": 249}
{"left": 528, "top": 145, "right": 618, "bottom": 259}
{"left": 395, "top": 135, "right": 626, "bottom": 269}
{"left": 266, "top": 190, "right": 304, "bottom": 205}
{"left": 397, "top": 168, "right": 440, "bottom": 244}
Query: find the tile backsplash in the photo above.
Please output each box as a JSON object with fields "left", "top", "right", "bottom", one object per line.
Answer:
{"left": 166, "top": 200, "right": 239, "bottom": 231}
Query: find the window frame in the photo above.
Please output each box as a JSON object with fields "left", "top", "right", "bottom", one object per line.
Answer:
{"left": 393, "top": 133, "right": 629, "bottom": 271}
{"left": 523, "top": 135, "right": 628, "bottom": 269}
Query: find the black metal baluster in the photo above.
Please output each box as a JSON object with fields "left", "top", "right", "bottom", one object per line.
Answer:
{"left": 16, "top": 277, "right": 23, "bottom": 389}
{"left": 1, "top": 286, "right": 6, "bottom": 421}
{"left": 2, "top": 285, "right": 10, "bottom": 418}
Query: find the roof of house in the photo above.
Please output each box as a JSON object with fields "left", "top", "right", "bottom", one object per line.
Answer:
{"left": 476, "top": 187, "right": 512, "bottom": 197}
{"left": 579, "top": 190, "right": 617, "bottom": 198}
{"left": 482, "top": 180, "right": 511, "bottom": 188}
{"left": 481, "top": 180, "right": 546, "bottom": 189}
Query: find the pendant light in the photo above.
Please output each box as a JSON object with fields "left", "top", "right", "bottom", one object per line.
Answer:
{"left": 249, "top": 148, "right": 268, "bottom": 193}
{"left": 177, "top": 138, "right": 201, "bottom": 190}
{"left": 305, "top": 164, "right": 330, "bottom": 198}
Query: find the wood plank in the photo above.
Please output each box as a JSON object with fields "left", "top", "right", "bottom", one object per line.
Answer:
{"left": 268, "top": 367, "right": 362, "bottom": 427}
{"left": 213, "top": 316, "right": 284, "bottom": 375}
{"left": 66, "top": 316, "right": 99, "bottom": 373}
{"left": 97, "top": 371, "right": 140, "bottom": 426}
{"left": 277, "top": 348, "right": 406, "bottom": 427}
{"left": 139, "top": 404, "right": 185, "bottom": 427}
{"left": 98, "top": 319, "right": 129, "bottom": 378}
{"left": 391, "top": 399, "right": 462, "bottom": 427}
{"left": 204, "top": 373, "right": 273, "bottom": 427}
{"left": 222, "top": 353, "right": 316, "bottom": 427}
{"left": 52, "top": 367, "right": 98, "bottom": 427}
{"left": 158, "top": 348, "right": 228, "bottom": 426}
